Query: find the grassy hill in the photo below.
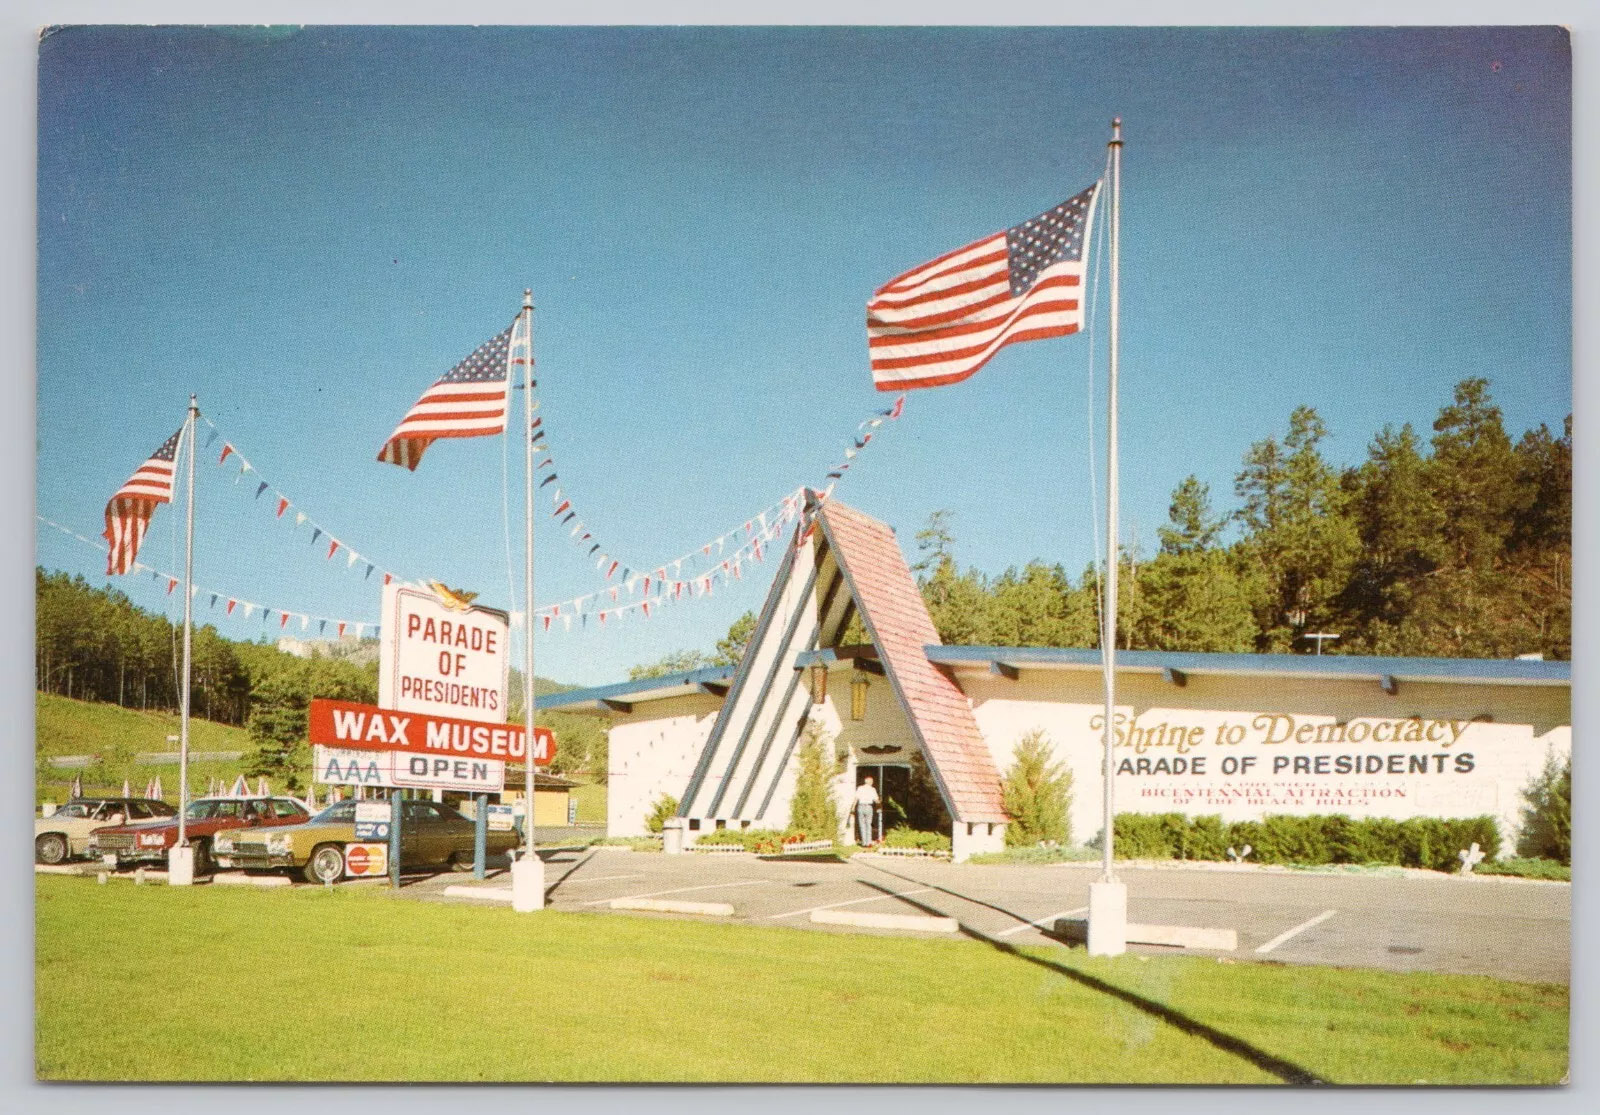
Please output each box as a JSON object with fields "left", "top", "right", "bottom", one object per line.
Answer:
{"left": 36, "top": 693, "right": 256, "bottom": 804}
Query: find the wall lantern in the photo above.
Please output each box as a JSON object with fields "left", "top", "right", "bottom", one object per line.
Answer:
{"left": 810, "top": 664, "right": 828, "bottom": 705}
{"left": 850, "top": 673, "right": 870, "bottom": 721}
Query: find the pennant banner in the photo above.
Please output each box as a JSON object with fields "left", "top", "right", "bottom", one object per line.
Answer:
{"left": 198, "top": 415, "right": 408, "bottom": 585}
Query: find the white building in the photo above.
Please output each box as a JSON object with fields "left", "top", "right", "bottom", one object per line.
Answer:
{"left": 543, "top": 497, "right": 1570, "bottom": 862}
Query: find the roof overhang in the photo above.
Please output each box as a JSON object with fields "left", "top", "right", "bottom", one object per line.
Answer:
{"left": 926, "top": 646, "right": 1571, "bottom": 690}
{"left": 536, "top": 665, "right": 738, "bottom": 715}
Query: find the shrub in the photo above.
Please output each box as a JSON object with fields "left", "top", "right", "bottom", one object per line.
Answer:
{"left": 883, "top": 826, "right": 951, "bottom": 853}
{"left": 1112, "top": 812, "right": 1501, "bottom": 870}
{"left": 1001, "top": 729, "right": 1072, "bottom": 846}
{"left": 1474, "top": 857, "right": 1570, "bottom": 882}
{"left": 644, "top": 793, "right": 679, "bottom": 835}
{"left": 1516, "top": 753, "right": 1571, "bottom": 864}
{"left": 789, "top": 722, "right": 842, "bottom": 841}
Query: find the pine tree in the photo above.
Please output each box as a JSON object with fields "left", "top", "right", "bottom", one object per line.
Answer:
{"left": 788, "top": 722, "right": 842, "bottom": 840}
{"left": 1002, "top": 729, "right": 1072, "bottom": 846}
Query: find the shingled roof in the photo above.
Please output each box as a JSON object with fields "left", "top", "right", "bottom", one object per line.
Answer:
{"left": 816, "top": 500, "right": 1008, "bottom": 824}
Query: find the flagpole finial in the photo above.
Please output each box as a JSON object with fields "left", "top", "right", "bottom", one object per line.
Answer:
{"left": 1110, "top": 117, "right": 1123, "bottom": 145}
{"left": 523, "top": 289, "right": 533, "bottom": 309}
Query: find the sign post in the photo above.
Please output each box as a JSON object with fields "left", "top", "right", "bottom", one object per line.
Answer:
{"left": 388, "top": 787, "right": 402, "bottom": 889}
{"left": 474, "top": 792, "right": 488, "bottom": 879}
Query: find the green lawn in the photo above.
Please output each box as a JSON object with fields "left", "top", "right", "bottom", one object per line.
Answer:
{"left": 35, "top": 876, "right": 1566, "bottom": 1084}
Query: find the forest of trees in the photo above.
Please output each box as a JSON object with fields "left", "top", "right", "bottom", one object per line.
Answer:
{"left": 915, "top": 379, "right": 1570, "bottom": 660}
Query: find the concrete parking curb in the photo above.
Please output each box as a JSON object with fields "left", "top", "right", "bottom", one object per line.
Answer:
{"left": 811, "top": 909, "right": 959, "bottom": 933}
{"left": 210, "top": 872, "right": 291, "bottom": 888}
{"left": 611, "top": 898, "right": 734, "bottom": 916}
{"left": 442, "top": 885, "right": 514, "bottom": 901}
{"left": 1054, "top": 918, "right": 1237, "bottom": 951}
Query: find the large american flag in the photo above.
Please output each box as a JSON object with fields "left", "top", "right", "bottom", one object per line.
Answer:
{"left": 377, "top": 324, "right": 514, "bottom": 470}
{"left": 867, "top": 182, "right": 1100, "bottom": 391}
{"left": 103, "top": 426, "right": 183, "bottom": 576}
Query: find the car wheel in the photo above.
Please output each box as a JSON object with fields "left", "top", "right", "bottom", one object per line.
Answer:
{"left": 449, "top": 850, "right": 476, "bottom": 872}
{"left": 36, "top": 833, "right": 68, "bottom": 865}
{"left": 304, "top": 844, "right": 345, "bottom": 885}
{"left": 190, "top": 839, "right": 212, "bottom": 876}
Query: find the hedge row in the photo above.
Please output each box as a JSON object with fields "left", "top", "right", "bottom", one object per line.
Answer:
{"left": 1112, "top": 812, "right": 1500, "bottom": 872}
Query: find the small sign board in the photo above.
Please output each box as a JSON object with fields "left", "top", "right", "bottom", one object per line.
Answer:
{"left": 313, "top": 745, "right": 507, "bottom": 793}
{"left": 354, "top": 800, "right": 391, "bottom": 841}
{"left": 308, "top": 698, "right": 554, "bottom": 766}
{"left": 344, "top": 842, "right": 388, "bottom": 878}
{"left": 486, "top": 804, "right": 516, "bottom": 832}
{"left": 379, "top": 583, "right": 510, "bottom": 722}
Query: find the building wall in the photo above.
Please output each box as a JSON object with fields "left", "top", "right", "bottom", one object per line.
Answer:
{"left": 606, "top": 693, "right": 724, "bottom": 837}
{"left": 963, "top": 668, "right": 1571, "bottom": 855}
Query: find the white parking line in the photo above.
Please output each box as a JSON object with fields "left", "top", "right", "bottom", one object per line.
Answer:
{"left": 764, "top": 888, "right": 934, "bottom": 920}
{"left": 554, "top": 873, "right": 644, "bottom": 885}
{"left": 995, "top": 906, "right": 1089, "bottom": 937}
{"left": 581, "top": 879, "right": 767, "bottom": 906}
{"left": 1255, "top": 909, "right": 1338, "bottom": 954}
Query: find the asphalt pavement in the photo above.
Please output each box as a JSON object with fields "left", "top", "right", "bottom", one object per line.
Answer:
{"left": 389, "top": 847, "right": 1571, "bottom": 985}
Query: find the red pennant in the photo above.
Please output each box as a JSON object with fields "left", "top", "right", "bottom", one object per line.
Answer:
{"left": 327, "top": 539, "right": 340, "bottom": 559}
{"left": 226, "top": 599, "right": 237, "bottom": 615}
{"left": 337, "top": 622, "right": 346, "bottom": 638}
{"left": 642, "top": 602, "right": 651, "bottom": 619}
{"left": 166, "top": 578, "right": 177, "bottom": 594}
{"left": 281, "top": 612, "right": 290, "bottom": 628}
{"left": 219, "top": 444, "right": 234, "bottom": 464}
{"left": 542, "top": 614, "right": 551, "bottom": 631}
{"left": 276, "top": 497, "right": 289, "bottom": 518}
{"left": 643, "top": 577, "right": 651, "bottom": 595}
{"left": 552, "top": 500, "right": 571, "bottom": 517}
{"left": 606, "top": 561, "right": 619, "bottom": 580}
{"left": 889, "top": 395, "right": 905, "bottom": 419}
{"left": 383, "top": 572, "right": 393, "bottom": 586}
{"left": 599, "top": 611, "right": 608, "bottom": 627}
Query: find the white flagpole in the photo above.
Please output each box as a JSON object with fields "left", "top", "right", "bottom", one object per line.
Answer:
{"left": 512, "top": 290, "right": 544, "bottom": 912}
{"left": 172, "top": 394, "right": 198, "bottom": 884}
{"left": 1088, "top": 118, "right": 1128, "bottom": 956}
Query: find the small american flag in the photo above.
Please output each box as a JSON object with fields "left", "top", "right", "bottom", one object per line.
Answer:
{"left": 103, "top": 426, "right": 183, "bottom": 576}
{"left": 867, "top": 182, "right": 1100, "bottom": 391}
{"left": 377, "top": 324, "right": 514, "bottom": 470}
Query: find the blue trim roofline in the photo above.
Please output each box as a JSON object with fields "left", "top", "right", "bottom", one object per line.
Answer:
{"left": 537, "top": 664, "right": 737, "bottom": 713}
{"left": 924, "top": 646, "right": 1570, "bottom": 687}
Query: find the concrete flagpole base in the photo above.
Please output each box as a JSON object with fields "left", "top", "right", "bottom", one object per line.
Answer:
{"left": 510, "top": 852, "right": 545, "bottom": 912}
{"left": 1087, "top": 879, "right": 1127, "bottom": 956}
{"left": 167, "top": 845, "right": 196, "bottom": 887}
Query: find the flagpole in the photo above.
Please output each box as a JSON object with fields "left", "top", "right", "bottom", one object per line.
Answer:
{"left": 1088, "top": 118, "right": 1128, "bottom": 956}
{"left": 173, "top": 393, "right": 198, "bottom": 885}
{"left": 512, "top": 290, "right": 544, "bottom": 912}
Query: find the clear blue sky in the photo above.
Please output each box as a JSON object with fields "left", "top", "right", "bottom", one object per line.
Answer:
{"left": 35, "top": 25, "right": 1571, "bottom": 687}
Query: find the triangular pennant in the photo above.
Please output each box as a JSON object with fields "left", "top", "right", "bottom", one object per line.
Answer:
{"left": 220, "top": 444, "right": 234, "bottom": 464}
{"left": 295, "top": 511, "right": 307, "bottom": 527}
{"left": 204, "top": 428, "right": 218, "bottom": 448}
{"left": 311, "top": 527, "right": 322, "bottom": 545}
{"left": 383, "top": 573, "right": 393, "bottom": 586}
{"left": 347, "top": 549, "right": 359, "bottom": 567}
{"left": 243, "top": 602, "right": 254, "bottom": 618}
{"left": 276, "top": 497, "right": 289, "bottom": 518}
{"left": 327, "top": 539, "right": 340, "bottom": 559}
{"left": 255, "top": 480, "right": 269, "bottom": 499}
{"left": 281, "top": 612, "right": 290, "bottom": 628}
{"left": 318, "top": 619, "right": 327, "bottom": 634}
{"left": 209, "top": 593, "right": 218, "bottom": 608}
{"left": 337, "top": 622, "right": 346, "bottom": 638}
{"left": 365, "top": 563, "right": 375, "bottom": 580}
{"left": 226, "top": 599, "right": 237, "bottom": 615}
{"left": 539, "top": 473, "right": 558, "bottom": 487}
{"left": 166, "top": 578, "right": 177, "bottom": 594}
{"left": 300, "top": 614, "right": 309, "bottom": 631}
{"left": 562, "top": 614, "right": 572, "bottom": 632}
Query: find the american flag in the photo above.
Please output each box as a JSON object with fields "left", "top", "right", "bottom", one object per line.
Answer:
{"left": 867, "top": 182, "right": 1100, "bottom": 391}
{"left": 103, "top": 426, "right": 183, "bottom": 576}
{"left": 377, "top": 324, "right": 514, "bottom": 470}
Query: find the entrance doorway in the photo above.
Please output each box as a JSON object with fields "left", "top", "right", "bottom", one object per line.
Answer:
{"left": 855, "top": 764, "right": 909, "bottom": 844}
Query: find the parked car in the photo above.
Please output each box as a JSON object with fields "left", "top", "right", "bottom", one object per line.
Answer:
{"left": 87, "top": 796, "right": 312, "bottom": 875}
{"left": 35, "top": 798, "right": 176, "bottom": 864}
{"left": 212, "top": 798, "right": 521, "bottom": 883}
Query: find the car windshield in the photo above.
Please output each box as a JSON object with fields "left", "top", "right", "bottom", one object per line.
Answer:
{"left": 54, "top": 803, "right": 90, "bottom": 818}
{"left": 313, "top": 801, "right": 358, "bottom": 823}
{"left": 185, "top": 801, "right": 219, "bottom": 820}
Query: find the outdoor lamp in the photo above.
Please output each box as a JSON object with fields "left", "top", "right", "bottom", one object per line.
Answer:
{"left": 851, "top": 674, "right": 870, "bottom": 721}
{"left": 810, "top": 664, "right": 828, "bottom": 704}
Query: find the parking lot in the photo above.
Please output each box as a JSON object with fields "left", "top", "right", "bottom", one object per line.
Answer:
{"left": 381, "top": 845, "right": 1571, "bottom": 985}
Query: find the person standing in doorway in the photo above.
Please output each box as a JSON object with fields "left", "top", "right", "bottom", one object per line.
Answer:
{"left": 854, "top": 776, "right": 880, "bottom": 845}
